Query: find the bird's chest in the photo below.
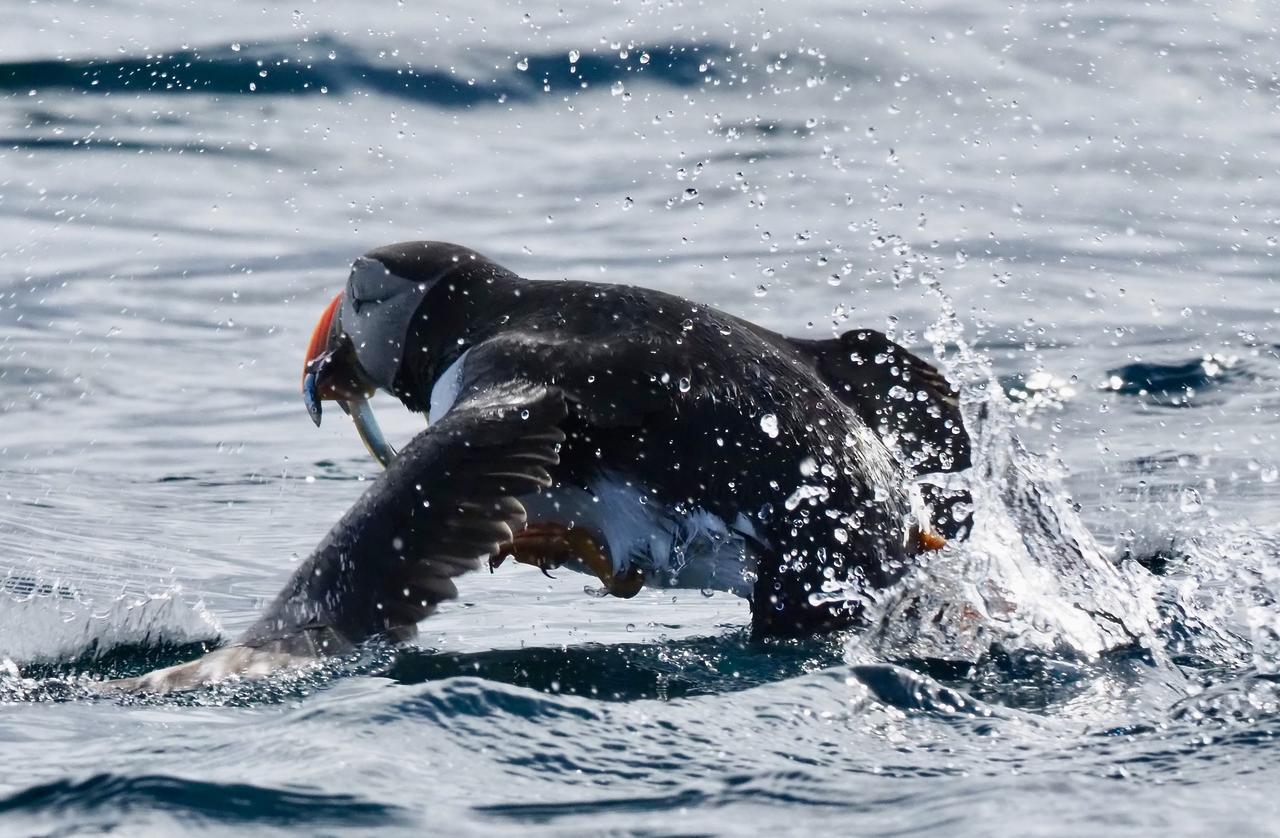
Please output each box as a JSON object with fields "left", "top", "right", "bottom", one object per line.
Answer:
{"left": 520, "top": 473, "right": 760, "bottom": 598}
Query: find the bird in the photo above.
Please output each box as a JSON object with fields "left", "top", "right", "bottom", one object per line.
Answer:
{"left": 104, "top": 241, "right": 970, "bottom": 693}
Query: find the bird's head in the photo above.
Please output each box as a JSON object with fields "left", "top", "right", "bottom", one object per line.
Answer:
{"left": 301, "top": 241, "right": 509, "bottom": 466}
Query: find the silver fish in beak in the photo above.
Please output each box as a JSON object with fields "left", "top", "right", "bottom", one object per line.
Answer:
{"left": 341, "top": 397, "right": 398, "bottom": 468}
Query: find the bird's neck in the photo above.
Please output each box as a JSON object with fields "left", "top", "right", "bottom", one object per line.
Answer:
{"left": 395, "top": 270, "right": 531, "bottom": 411}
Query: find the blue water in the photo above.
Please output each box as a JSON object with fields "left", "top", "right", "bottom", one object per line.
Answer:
{"left": 3, "top": 0, "right": 1280, "bottom": 833}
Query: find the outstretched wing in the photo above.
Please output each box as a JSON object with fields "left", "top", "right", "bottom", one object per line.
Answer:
{"left": 785, "top": 329, "right": 969, "bottom": 475}
{"left": 239, "top": 382, "right": 567, "bottom": 655}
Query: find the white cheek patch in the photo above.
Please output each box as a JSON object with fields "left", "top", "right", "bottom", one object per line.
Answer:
{"left": 428, "top": 348, "right": 470, "bottom": 423}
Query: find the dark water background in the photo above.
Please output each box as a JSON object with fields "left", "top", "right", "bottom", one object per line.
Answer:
{"left": 2, "top": 0, "right": 1280, "bottom": 834}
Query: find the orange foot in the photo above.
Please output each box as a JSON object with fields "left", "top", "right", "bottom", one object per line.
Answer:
{"left": 491, "top": 522, "right": 645, "bottom": 598}
{"left": 917, "top": 530, "right": 948, "bottom": 552}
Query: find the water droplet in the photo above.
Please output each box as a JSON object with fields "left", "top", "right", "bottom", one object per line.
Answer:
{"left": 516, "top": 57, "right": 529, "bottom": 71}
{"left": 568, "top": 49, "right": 581, "bottom": 63}
{"left": 760, "top": 414, "right": 779, "bottom": 438}
{"left": 677, "top": 377, "right": 691, "bottom": 393}
{"left": 230, "top": 42, "right": 242, "bottom": 52}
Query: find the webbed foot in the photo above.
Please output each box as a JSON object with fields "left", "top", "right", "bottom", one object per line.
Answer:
{"left": 491, "top": 522, "right": 644, "bottom": 598}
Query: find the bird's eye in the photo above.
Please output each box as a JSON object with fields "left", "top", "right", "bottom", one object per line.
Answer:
{"left": 348, "top": 257, "right": 412, "bottom": 306}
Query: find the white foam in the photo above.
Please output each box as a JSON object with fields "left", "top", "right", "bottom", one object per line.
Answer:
{"left": 0, "top": 577, "right": 221, "bottom": 666}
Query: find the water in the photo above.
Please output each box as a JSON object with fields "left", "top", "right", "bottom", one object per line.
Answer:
{"left": 2, "top": 0, "right": 1280, "bottom": 833}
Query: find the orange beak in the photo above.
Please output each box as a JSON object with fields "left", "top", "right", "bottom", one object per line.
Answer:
{"left": 301, "top": 291, "right": 372, "bottom": 427}
{"left": 299, "top": 291, "right": 397, "bottom": 467}
{"left": 302, "top": 292, "right": 343, "bottom": 388}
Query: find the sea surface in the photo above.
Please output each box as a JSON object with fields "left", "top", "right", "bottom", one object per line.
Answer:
{"left": 2, "top": 0, "right": 1279, "bottom": 834}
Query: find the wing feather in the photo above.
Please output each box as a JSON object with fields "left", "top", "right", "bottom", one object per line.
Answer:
{"left": 237, "top": 382, "right": 566, "bottom": 656}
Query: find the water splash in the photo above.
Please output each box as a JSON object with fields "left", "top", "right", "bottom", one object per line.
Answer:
{"left": 0, "top": 577, "right": 220, "bottom": 676}
{"left": 847, "top": 261, "right": 1161, "bottom": 665}
{"left": 1139, "top": 525, "right": 1280, "bottom": 674}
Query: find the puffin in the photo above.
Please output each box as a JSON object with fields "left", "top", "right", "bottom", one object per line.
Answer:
{"left": 106, "top": 241, "right": 970, "bottom": 693}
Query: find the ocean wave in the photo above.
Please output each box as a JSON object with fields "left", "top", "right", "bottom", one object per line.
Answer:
{"left": 0, "top": 580, "right": 220, "bottom": 669}
{"left": 0, "top": 773, "right": 402, "bottom": 826}
{"left": 384, "top": 633, "right": 841, "bottom": 703}
{"left": 1102, "top": 355, "right": 1252, "bottom": 407}
{"left": 0, "top": 134, "right": 265, "bottom": 157}
{"left": 0, "top": 36, "right": 722, "bottom": 106}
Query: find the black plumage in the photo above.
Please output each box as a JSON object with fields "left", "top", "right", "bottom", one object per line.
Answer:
{"left": 370, "top": 242, "right": 969, "bottom": 636}
{"left": 105, "top": 242, "right": 971, "bottom": 692}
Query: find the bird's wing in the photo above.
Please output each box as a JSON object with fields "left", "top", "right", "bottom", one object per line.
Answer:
{"left": 787, "top": 329, "right": 970, "bottom": 475}
{"left": 238, "top": 382, "right": 567, "bottom": 655}
{"left": 449, "top": 330, "right": 687, "bottom": 428}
